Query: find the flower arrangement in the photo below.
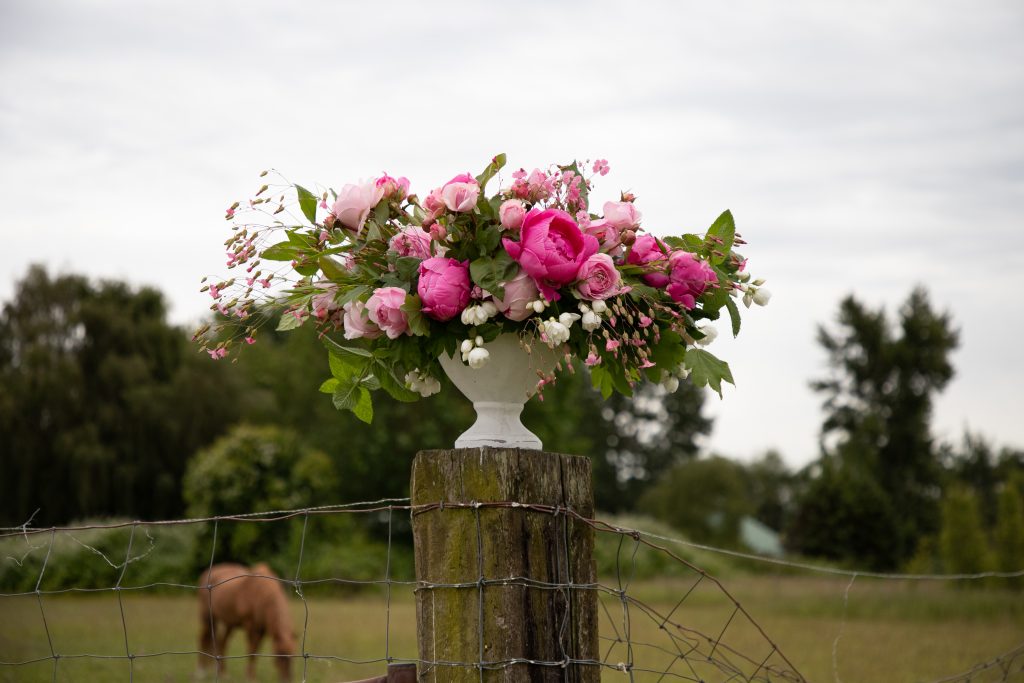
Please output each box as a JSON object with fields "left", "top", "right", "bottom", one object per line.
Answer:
{"left": 196, "top": 154, "right": 770, "bottom": 423}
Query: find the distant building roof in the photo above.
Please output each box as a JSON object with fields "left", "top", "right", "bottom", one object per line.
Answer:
{"left": 740, "top": 516, "right": 784, "bottom": 557}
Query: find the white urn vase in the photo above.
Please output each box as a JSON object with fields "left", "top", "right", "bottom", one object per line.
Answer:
{"left": 438, "top": 333, "right": 559, "bottom": 450}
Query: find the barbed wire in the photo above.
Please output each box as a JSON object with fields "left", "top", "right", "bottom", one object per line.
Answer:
{"left": 0, "top": 500, "right": 1020, "bottom": 683}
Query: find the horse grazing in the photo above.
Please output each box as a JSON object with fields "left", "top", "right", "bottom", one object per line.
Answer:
{"left": 198, "top": 562, "right": 296, "bottom": 682}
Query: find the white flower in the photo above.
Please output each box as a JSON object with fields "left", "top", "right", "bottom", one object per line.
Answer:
{"left": 531, "top": 299, "right": 546, "bottom": 313}
{"left": 696, "top": 324, "right": 718, "bottom": 347}
{"left": 591, "top": 300, "right": 608, "bottom": 314}
{"left": 460, "top": 305, "right": 491, "bottom": 326}
{"left": 743, "top": 291, "right": 754, "bottom": 308}
{"left": 404, "top": 370, "right": 441, "bottom": 397}
{"left": 752, "top": 288, "right": 772, "bottom": 306}
{"left": 541, "top": 319, "right": 571, "bottom": 347}
{"left": 662, "top": 376, "right": 680, "bottom": 393}
{"left": 460, "top": 339, "right": 474, "bottom": 354}
{"left": 467, "top": 347, "right": 490, "bottom": 369}
{"left": 577, "top": 302, "right": 591, "bottom": 313}
{"left": 736, "top": 271, "right": 751, "bottom": 283}
{"left": 558, "top": 312, "right": 581, "bottom": 328}
{"left": 581, "top": 310, "right": 602, "bottom": 332}
{"left": 675, "top": 364, "right": 690, "bottom": 380}
{"left": 481, "top": 301, "right": 498, "bottom": 317}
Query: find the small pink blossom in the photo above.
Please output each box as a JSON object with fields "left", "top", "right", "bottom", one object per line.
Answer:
{"left": 585, "top": 352, "right": 601, "bottom": 366}
{"left": 208, "top": 284, "right": 221, "bottom": 299}
{"left": 592, "top": 159, "right": 610, "bottom": 176}
{"left": 208, "top": 348, "right": 227, "bottom": 359}
{"left": 259, "top": 278, "right": 271, "bottom": 289}
{"left": 225, "top": 207, "right": 235, "bottom": 219}
{"left": 605, "top": 339, "right": 620, "bottom": 352}
{"left": 638, "top": 315, "right": 653, "bottom": 328}
{"left": 639, "top": 359, "right": 656, "bottom": 369}
{"left": 244, "top": 336, "right": 256, "bottom": 345}
{"left": 366, "top": 287, "right": 409, "bottom": 339}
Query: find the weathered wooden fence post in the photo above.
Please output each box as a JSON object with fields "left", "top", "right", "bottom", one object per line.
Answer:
{"left": 411, "top": 448, "right": 599, "bottom": 682}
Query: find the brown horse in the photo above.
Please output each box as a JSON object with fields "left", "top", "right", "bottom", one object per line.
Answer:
{"left": 198, "top": 562, "right": 296, "bottom": 682}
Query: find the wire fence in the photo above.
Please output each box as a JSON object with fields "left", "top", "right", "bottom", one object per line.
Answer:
{"left": 0, "top": 499, "right": 1021, "bottom": 683}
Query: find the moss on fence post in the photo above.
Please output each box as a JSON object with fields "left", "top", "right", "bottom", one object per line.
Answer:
{"left": 411, "top": 448, "right": 599, "bottom": 683}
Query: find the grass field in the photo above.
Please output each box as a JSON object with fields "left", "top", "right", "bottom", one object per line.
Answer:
{"left": 1, "top": 576, "right": 1021, "bottom": 683}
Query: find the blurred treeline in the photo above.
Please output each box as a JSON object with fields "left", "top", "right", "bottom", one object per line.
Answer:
{"left": 1, "top": 267, "right": 1023, "bottom": 581}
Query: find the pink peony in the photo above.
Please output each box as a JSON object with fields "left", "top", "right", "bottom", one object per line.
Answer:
{"left": 388, "top": 226, "right": 433, "bottom": 259}
{"left": 602, "top": 201, "right": 642, "bottom": 229}
{"left": 494, "top": 270, "right": 539, "bottom": 321}
{"left": 366, "top": 287, "right": 410, "bottom": 338}
{"left": 502, "top": 208, "right": 599, "bottom": 301}
{"left": 626, "top": 234, "right": 670, "bottom": 287}
{"left": 575, "top": 253, "right": 622, "bottom": 301}
{"left": 417, "top": 257, "right": 471, "bottom": 321}
{"left": 342, "top": 300, "right": 383, "bottom": 340}
{"left": 499, "top": 199, "right": 526, "bottom": 230}
{"left": 331, "top": 180, "right": 385, "bottom": 234}
{"left": 665, "top": 251, "right": 717, "bottom": 310}
{"left": 440, "top": 173, "right": 480, "bottom": 213}
{"left": 375, "top": 173, "right": 410, "bottom": 201}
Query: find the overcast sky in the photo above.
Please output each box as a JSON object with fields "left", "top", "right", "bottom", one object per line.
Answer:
{"left": 2, "top": 0, "right": 1022, "bottom": 467}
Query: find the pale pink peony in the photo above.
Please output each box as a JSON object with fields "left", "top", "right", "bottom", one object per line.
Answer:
{"left": 388, "top": 226, "right": 433, "bottom": 259}
{"left": 626, "top": 234, "right": 670, "bottom": 287}
{"left": 342, "top": 300, "right": 383, "bottom": 340}
{"left": 494, "top": 270, "right": 539, "bottom": 321}
{"left": 602, "top": 201, "right": 642, "bottom": 229}
{"left": 366, "top": 287, "right": 410, "bottom": 338}
{"left": 666, "top": 251, "right": 717, "bottom": 310}
{"left": 440, "top": 173, "right": 480, "bottom": 213}
{"left": 417, "top": 257, "right": 471, "bottom": 321}
{"left": 502, "top": 208, "right": 599, "bottom": 301}
{"left": 331, "top": 181, "right": 385, "bottom": 234}
{"left": 575, "top": 253, "right": 622, "bottom": 300}
{"left": 499, "top": 199, "right": 526, "bottom": 230}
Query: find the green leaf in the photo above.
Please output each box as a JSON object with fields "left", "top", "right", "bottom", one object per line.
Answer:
{"left": 352, "top": 386, "right": 374, "bottom": 423}
{"left": 378, "top": 367, "right": 420, "bottom": 402}
{"left": 332, "top": 375, "right": 361, "bottom": 410}
{"left": 261, "top": 241, "right": 301, "bottom": 262}
{"left": 276, "top": 312, "right": 305, "bottom": 331}
{"left": 725, "top": 297, "right": 742, "bottom": 337}
{"left": 649, "top": 329, "right": 687, "bottom": 370}
{"left": 685, "top": 348, "right": 735, "bottom": 398}
{"left": 373, "top": 201, "right": 389, "bottom": 225}
{"left": 295, "top": 185, "right": 318, "bottom": 224}
{"left": 589, "top": 365, "right": 614, "bottom": 400}
{"left": 477, "top": 225, "right": 502, "bottom": 255}
{"left": 319, "top": 378, "right": 339, "bottom": 394}
{"left": 705, "top": 210, "right": 735, "bottom": 264}
{"left": 475, "top": 153, "right": 507, "bottom": 190}
{"left": 664, "top": 234, "right": 704, "bottom": 253}
{"left": 361, "top": 375, "right": 382, "bottom": 391}
{"left": 470, "top": 251, "right": 517, "bottom": 299}
{"left": 395, "top": 256, "right": 422, "bottom": 281}
{"left": 319, "top": 256, "right": 351, "bottom": 281}
{"left": 401, "top": 294, "right": 430, "bottom": 336}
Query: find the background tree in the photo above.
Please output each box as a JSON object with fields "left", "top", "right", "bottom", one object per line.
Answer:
{"left": 0, "top": 266, "right": 246, "bottom": 525}
{"left": 994, "top": 474, "right": 1024, "bottom": 589}
{"left": 939, "top": 486, "right": 991, "bottom": 578}
{"left": 797, "top": 287, "right": 958, "bottom": 567}
{"left": 743, "top": 450, "right": 795, "bottom": 532}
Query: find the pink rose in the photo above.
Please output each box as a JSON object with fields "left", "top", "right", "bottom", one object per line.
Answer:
{"left": 312, "top": 283, "right": 342, "bottom": 325}
{"left": 366, "top": 287, "right": 410, "bottom": 338}
{"left": 602, "top": 201, "right": 642, "bottom": 229}
{"left": 331, "top": 181, "right": 385, "bottom": 234}
{"left": 584, "top": 219, "right": 621, "bottom": 252}
{"left": 342, "top": 300, "right": 383, "bottom": 340}
{"left": 501, "top": 208, "right": 599, "bottom": 301}
{"left": 626, "top": 234, "right": 670, "bottom": 287}
{"left": 375, "top": 173, "right": 410, "bottom": 201}
{"left": 494, "top": 270, "right": 539, "bottom": 321}
{"left": 423, "top": 187, "right": 445, "bottom": 218}
{"left": 666, "top": 251, "right": 717, "bottom": 310}
{"left": 439, "top": 173, "right": 480, "bottom": 213}
{"left": 388, "top": 226, "right": 433, "bottom": 259}
{"left": 575, "top": 253, "right": 622, "bottom": 300}
{"left": 417, "top": 257, "right": 471, "bottom": 321}
{"left": 499, "top": 199, "right": 526, "bottom": 230}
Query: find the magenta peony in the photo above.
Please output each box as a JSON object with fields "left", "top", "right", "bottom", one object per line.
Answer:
{"left": 666, "top": 251, "right": 717, "bottom": 310}
{"left": 626, "top": 234, "right": 670, "bottom": 287}
{"left": 502, "top": 208, "right": 599, "bottom": 300}
{"left": 417, "top": 257, "right": 471, "bottom": 321}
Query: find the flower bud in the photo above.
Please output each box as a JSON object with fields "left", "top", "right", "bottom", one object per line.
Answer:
{"left": 461, "top": 339, "right": 474, "bottom": 354}
{"left": 532, "top": 300, "right": 546, "bottom": 313}
{"left": 591, "top": 300, "right": 608, "bottom": 314}
{"left": 753, "top": 288, "right": 772, "bottom": 306}
{"left": 696, "top": 324, "right": 718, "bottom": 346}
{"left": 581, "top": 310, "right": 602, "bottom": 332}
{"left": 559, "top": 312, "right": 580, "bottom": 328}
{"left": 467, "top": 347, "right": 490, "bottom": 369}
{"left": 663, "top": 376, "right": 680, "bottom": 393}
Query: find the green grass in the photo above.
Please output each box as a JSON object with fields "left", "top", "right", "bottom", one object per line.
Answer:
{"left": 1, "top": 577, "right": 1020, "bottom": 682}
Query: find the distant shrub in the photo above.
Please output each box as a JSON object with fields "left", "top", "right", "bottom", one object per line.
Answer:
{"left": 940, "top": 486, "right": 991, "bottom": 581}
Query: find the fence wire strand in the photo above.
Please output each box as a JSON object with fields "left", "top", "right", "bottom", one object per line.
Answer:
{"left": 1, "top": 498, "right": 1021, "bottom": 683}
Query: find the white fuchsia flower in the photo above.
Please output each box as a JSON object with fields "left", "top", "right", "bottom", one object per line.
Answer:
{"left": 405, "top": 370, "right": 441, "bottom": 397}
{"left": 696, "top": 323, "right": 718, "bottom": 347}
{"left": 581, "top": 310, "right": 602, "bottom": 332}
{"left": 541, "top": 319, "right": 571, "bottom": 347}
{"left": 467, "top": 347, "right": 490, "bottom": 369}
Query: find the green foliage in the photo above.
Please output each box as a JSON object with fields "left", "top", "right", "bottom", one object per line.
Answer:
{"left": 804, "top": 288, "right": 959, "bottom": 568}
{"left": 0, "top": 266, "right": 249, "bottom": 526}
{"left": 939, "top": 486, "right": 992, "bottom": 579}
{"left": 639, "top": 456, "right": 753, "bottom": 548}
{"left": 593, "top": 514, "right": 731, "bottom": 580}
{"left": 994, "top": 475, "right": 1024, "bottom": 589}
{"left": 684, "top": 348, "right": 734, "bottom": 398}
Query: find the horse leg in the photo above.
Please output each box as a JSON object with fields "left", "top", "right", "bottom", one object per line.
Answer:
{"left": 198, "top": 616, "right": 215, "bottom": 675}
{"left": 215, "top": 624, "right": 233, "bottom": 677}
{"left": 246, "top": 626, "right": 265, "bottom": 681}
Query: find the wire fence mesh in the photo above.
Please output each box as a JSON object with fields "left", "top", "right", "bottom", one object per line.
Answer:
{"left": 0, "top": 500, "right": 1021, "bottom": 683}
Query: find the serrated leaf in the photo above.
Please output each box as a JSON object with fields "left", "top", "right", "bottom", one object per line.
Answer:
{"left": 352, "top": 387, "right": 374, "bottom": 423}
{"left": 295, "top": 185, "right": 318, "bottom": 224}
{"left": 361, "top": 375, "right": 382, "bottom": 391}
{"left": 685, "top": 348, "right": 734, "bottom": 398}
{"left": 319, "top": 378, "right": 339, "bottom": 394}
{"left": 477, "top": 225, "right": 502, "bottom": 255}
{"left": 276, "top": 312, "right": 305, "bottom": 331}
{"left": 706, "top": 210, "right": 735, "bottom": 264}
{"left": 725, "top": 297, "right": 742, "bottom": 337}
{"left": 261, "top": 241, "right": 301, "bottom": 262}
{"left": 332, "top": 375, "right": 361, "bottom": 410}
{"left": 401, "top": 294, "right": 430, "bottom": 336}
